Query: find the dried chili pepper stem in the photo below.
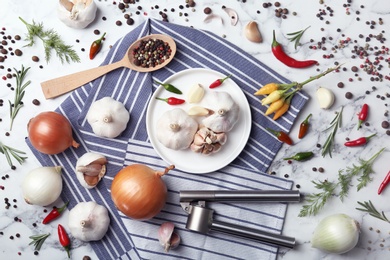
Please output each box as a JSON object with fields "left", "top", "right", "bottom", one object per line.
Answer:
{"left": 89, "top": 32, "right": 106, "bottom": 60}
{"left": 284, "top": 151, "right": 314, "bottom": 161}
{"left": 42, "top": 201, "right": 69, "bottom": 224}
{"left": 156, "top": 97, "right": 185, "bottom": 105}
{"left": 298, "top": 113, "right": 312, "bottom": 139}
{"left": 357, "top": 104, "right": 369, "bottom": 130}
{"left": 209, "top": 74, "right": 231, "bottom": 88}
{"left": 378, "top": 170, "right": 390, "bottom": 195}
{"left": 266, "top": 128, "right": 293, "bottom": 145}
{"left": 58, "top": 224, "right": 71, "bottom": 258}
{"left": 272, "top": 30, "right": 317, "bottom": 68}
{"left": 344, "top": 133, "right": 376, "bottom": 147}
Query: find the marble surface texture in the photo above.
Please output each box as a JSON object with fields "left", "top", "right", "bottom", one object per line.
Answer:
{"left": 1, "top": 0, "right": 390, "bottom": 259}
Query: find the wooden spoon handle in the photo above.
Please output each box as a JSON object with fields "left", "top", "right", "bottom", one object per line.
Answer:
{"left": 41, "top": 60, "right": 127, "bottom": 99}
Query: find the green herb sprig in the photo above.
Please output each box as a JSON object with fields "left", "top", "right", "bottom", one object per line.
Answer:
{"left": 299, "top": 148, "right": 385, "bottom": 217}
{"left": 0, "top": 141, "right": 27, "bottom": 168}
{"left": 29, "top": 233, "right": 50, "bottom": 251}
{"left": 19, "top": 17, "right": 80, "bottom": 64}
{"left": 356, "top": 200, "right": 390, "bottom": 223}
{"left": 9, "top": 65, "right": 31, "bottom": 131}
{"left": 287, "top": 26, "right": 310, "bottom": 49}
{"left": 321, "top": 107, "right": 343, "bottom": 158}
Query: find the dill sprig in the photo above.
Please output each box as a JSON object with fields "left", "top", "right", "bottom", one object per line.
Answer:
{"left": 19, "top": 17, "right": 80, "bottom": 64}
{"left": 321, "top": 107, "right": 343, "bottom": 158}
{"left": 356, "top": 200, "right": 390, "bottom": 223}
{"left": 29, "top": 233, "right": 50, "bottom": 251}
{"left": 0, "top": 140, "right": 27, "bottom": 168}
{"left": 299, "top": 148, "right": 385, "bottom": 217}
{"left": 9, "top": 65, "right": 31, "bottom": 131}
{"left": 287, "top": 26, "right": 310, "bottom": 49}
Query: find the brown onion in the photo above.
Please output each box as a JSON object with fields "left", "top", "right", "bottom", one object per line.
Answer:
{"left": 111, "top": 164, "right": 174, "bottom": 220}
{"left": 28, "top": 111, "right": 79, "bottom": 155}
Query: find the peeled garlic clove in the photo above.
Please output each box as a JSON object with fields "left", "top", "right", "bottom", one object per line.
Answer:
{"left": 188, "top": 106, "right": 210, "bottom": 116}
{"left": 316, "top": 87, "right": 335, "bottom": 109}
{"left": 76, "top": 152, "right": 107, "bottom": 189}
{"left": 245, "top": 21, "right": 263, "bottom": 43}
{"left": 158, "top": 222, "right": 181, "bottom": 252}
{"left": 223, "top": 7, "right": 238, "bottom": 26}
{"left": 58, "top": 0, "right": 98, "bottom": 29}
{"left": 187, "top": 83, "right": 205, "bottom": 104}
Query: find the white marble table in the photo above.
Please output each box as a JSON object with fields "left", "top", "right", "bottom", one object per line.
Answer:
{"left": 1, "top": 0, "right": 390, "bottom": 259}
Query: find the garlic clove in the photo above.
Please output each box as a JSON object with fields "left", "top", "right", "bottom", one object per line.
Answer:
{"left": 316, "top": 87, "right": 335, "bottom": 109}
{"left": 244, "top": 21, "right": 263, "bottom": 43}
{"left": 204, "top": 14, "right": 224, "bottom": 24}
{"left": 158, "top": 222, "right": 181, "bottom": 252}
{"left": 76, "top": 152, "right": 107, "bottom": 189}
{"left": 187, "top": 106, "right": 210, "bottom": 116}
{"left": 60, "top": 0, "right": 74, "bottom": 12}
{"left": 187, "top": 83, "right": 205, "bottom": 104}
{"left": 223, "top": 7, "right": 239, "bottom": 26}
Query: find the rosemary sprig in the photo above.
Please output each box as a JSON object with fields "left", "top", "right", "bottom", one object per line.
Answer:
{"left": 298, "top": 180, "right": 337, "bottom": 217}
{"left": 287, "top": 26, "right": 310, "bottom": 49}
{"left": 19, "top": 17, "right": 80, "bottom": 64}
{"left": 9, "top": 65, "right": 31, "bottom": 131}
{"left": 29, "top": 233, "right": 50, "bottom": 251}
{"left": 299, "top": 148, "right": 385, "bottom": 217}
{"left": 321, "top": 107, "right": 343, "bottom": 158}
{"left": 356, "top": 200, "right": 390, "bottom": 223}
{"left": 0, "top": 141, "right": 27, "bottom": 168}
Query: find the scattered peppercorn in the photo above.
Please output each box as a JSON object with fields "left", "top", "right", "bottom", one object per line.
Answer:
{"left": 32, "top": 56, "right": 39, "bottom": 62}
{"left": 345, "top": 92, "right": 353, "bottom": 99}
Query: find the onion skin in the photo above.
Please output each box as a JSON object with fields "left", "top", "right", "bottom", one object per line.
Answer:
{"left": 111, "top": 164, "right": 174, "bottom": 220}
{"left": 311, "top": 213, "right": 360, "bottom": 254}
{"left": 28, "top": 111, "right": 79, "bottom": 155}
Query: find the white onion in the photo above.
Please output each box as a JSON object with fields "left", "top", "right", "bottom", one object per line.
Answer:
{"left": 22, "top": 166, "right": 63, "bottom": 206}
{"left": 311, "top": 213, "right": 360, "bottom": 254}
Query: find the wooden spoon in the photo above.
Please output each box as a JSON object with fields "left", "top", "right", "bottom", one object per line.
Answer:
{"left": 41, "top": 34, "right": 176, "bottom": 99}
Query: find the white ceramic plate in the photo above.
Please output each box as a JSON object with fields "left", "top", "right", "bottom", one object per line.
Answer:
{"left": 146, "top": 68, "right": 252, "bottom": 174}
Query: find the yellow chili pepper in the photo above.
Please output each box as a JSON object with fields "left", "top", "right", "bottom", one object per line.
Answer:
{"left": 273, "top": 100, "right": 290, "bottom": 120}
{"left": 261, "top": 90, "right": 283, "bottom": 105}
{"left": 254, "top": 83, "right": 279, "bottom": 96}
{"left": 265, "top": 98, "right": 285, "bottom": 115}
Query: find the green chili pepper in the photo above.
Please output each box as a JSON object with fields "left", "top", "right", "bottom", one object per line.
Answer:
{"left": 284, "top": 151, "right": 314, "bottom": 161}
{"left": 154, "top": 80, "right": 182, "bottom": 94}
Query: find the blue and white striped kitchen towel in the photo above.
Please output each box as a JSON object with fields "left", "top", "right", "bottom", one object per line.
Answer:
{"left": 27, "top": 19, "right": 308, "bottom": 259}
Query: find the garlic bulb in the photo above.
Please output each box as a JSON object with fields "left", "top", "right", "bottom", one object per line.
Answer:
{"left": 191, "top": 126, "right": 227, "bottom": 155}
{"left": 68, "top": 201, "right": 110, "bottom": 241}
{"left": 202, "top": 91, "right": 239, "bottom": 133}
{"left": 86, "top": 97, "right": 130, "bottom": 138}
{"left": 156, "top": 108, "right": 198, "bottom": 150}
{"left": 76, "top": 152, "right": 107, "bottom": 189}
{"left": 58, "top": 0, "right": 97, "bottom": 29}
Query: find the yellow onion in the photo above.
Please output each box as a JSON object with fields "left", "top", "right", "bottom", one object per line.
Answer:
{"left": 111, "top": 164, "right": 174, "bottom": 220}
{"left": 28, "top": 111, "right": 79, "bottom": 155}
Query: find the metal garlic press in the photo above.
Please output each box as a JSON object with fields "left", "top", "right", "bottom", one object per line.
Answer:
{"left": 179, "top": 190, "right": 300, "bottom": 249}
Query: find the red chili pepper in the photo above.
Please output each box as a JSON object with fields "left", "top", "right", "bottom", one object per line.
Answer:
{"left": 89, "top": 32, "right": 106, "bottom": 60}
{"left": 378, "top": 170, "right": 390, "bottom": 195}
{"left": 42, "top": 202, "right": 68, "bottom": 224}
{"left": 272, "top": 30, "right": 317, "bottom": 68}
{"left": 357, "top": 103, "right": 369, "bottom": 130}
{"left": 266, "top": 127, "right": 293, "bottom": 145}
{"left": 298, "top": 113, "right": 312, "bottom": 139}
{"left": 209, "top": 74, "right": 231, "bottom": 88}
{"left": 156, "top": 97, "right": 185, "bottom": 105}
{"left": 344, "top": 133, "right": 376, "bottom": 147}
{"left": 57, "top": 224, "right": 71, "bottom": 258}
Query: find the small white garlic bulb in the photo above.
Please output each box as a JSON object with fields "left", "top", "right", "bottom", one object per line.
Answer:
{"left": 86, "top": 97, "right": 130, "bottom": 138}
{"left": 202, "top": 91, "right": 239, "bottom": 133}
{"left": 58, "top": 0, "right": 98, "bottom": 29}
{"left": 156, "top": 108, "right": 198, "bottom": 150}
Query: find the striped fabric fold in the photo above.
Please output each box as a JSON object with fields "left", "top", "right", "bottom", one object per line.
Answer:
{"left": 27, "top": 19, "right": 308, "bottom": 260}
